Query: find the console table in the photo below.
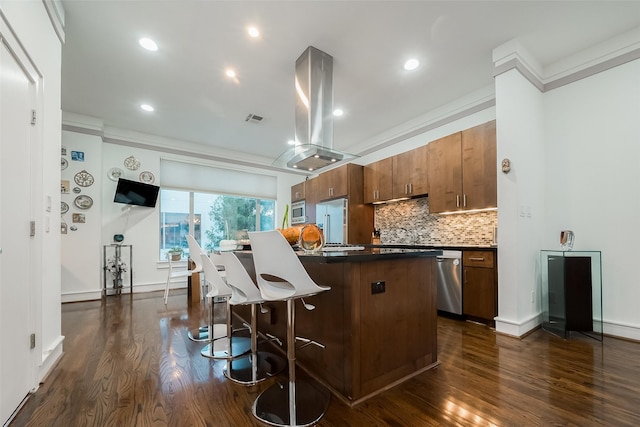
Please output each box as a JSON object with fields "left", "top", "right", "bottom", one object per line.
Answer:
{"left": 540, "top": 250, "right": 602, "bottom": 340}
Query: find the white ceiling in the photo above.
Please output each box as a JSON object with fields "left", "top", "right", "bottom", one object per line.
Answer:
{"left": 61, "top": 1, "right": 640, "bottom": 168}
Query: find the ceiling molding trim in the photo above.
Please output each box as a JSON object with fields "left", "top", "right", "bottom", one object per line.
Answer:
{"left": 61, "top": 123, "right": 103, "bottom": 137}
{"left": 42, "top": 0, "right": 65, "bottom": 44}
{"left": 494, "top": 47, "right": 640, "bottom": 94}
{"left": 101, "top": 135, "right": 308, "bottom": 176}
{"left": 62, "top": 121, "right": 307, "bottom": 176}
{"left": 544, "top": 46, "right": 640, "bottom": 92}
{"left": 494, "top": 58, "right": 545, "bottom": 92}
{"left": 356, "top": 98, "right": 496, "bottom": 158}
{"left": 494, "top": 32, "right": 640, "bottom": 94}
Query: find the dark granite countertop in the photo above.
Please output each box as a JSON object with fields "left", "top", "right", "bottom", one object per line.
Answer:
{"left": 365, "top": 244, "right": 497, "bottom": 251}
{"left": 236, "top": 247, "right": 442, "bottom": 264}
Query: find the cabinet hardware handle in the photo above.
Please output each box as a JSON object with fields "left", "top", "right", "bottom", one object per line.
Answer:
{"left": 409, "top": 183, "right": 412, "bottom": 194}
{"left": 456, "top": 195, "right": 460, "bottom": 207}
{"left": 469, "top": 257, "right": 485, "bottom": 261}
{"left": 463, "top": 194, "right": 467, "bottom": 207}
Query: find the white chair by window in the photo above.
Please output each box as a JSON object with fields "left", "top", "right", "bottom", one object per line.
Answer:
{"left": 220, "top": 251, "right": 285, "bottom": 385}
{"left": 248, "top": 230, "right": 331, "bottom": 427}
{"left": 199, "top": 253, "right": 251, "bottom": 360}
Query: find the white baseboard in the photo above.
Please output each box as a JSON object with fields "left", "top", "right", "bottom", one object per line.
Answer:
{"left": 603, "top": 320, "right": 640, "bottom": 341}
{"left": 61, "top": 280, "right": 188, "bottom": 303}
{"left": 38, "top": 335, "right": 65, "bottom": 383}
{"left": 495, "top": 312, "right": 640, "bottom": 342}
{"left": 494, "top": 313, "right": 541, "bottom": 337}
{"left": 61, "top": 290, "right": 102, "bottom": 302}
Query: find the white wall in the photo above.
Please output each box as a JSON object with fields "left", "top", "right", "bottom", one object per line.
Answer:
{"left": 494, "top": 68, "right": 546, "bottom": 336}
{"left": 543, "top": 59, "right": 640, "bottom": 339}
{"left": 60, "top": 131, "right": 102, "bottom": 300}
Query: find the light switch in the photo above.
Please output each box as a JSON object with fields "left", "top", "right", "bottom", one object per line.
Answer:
{"left": 46, "top": 195, "right": 51, "bottom": 212}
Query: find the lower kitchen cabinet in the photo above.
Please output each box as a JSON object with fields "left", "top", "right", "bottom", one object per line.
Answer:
{"left": 462, "top": 250, "right": 497, "bottom": 322}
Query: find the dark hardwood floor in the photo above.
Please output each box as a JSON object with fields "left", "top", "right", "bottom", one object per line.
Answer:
{"left": 10, "top": 290, "right": 640, "bottom": 426}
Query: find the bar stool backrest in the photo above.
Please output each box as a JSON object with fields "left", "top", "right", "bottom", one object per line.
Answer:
{"left": 221, "top": 252, "right": 263, "bottom": 305}
{"left": 248, "top": 230, "right": 330, "bottom": 301}
{"left": 186, "top": 235, "right": 205, "bottom": 273}
{"left": 200, "top": 253, "right": 233, "bottom": 298}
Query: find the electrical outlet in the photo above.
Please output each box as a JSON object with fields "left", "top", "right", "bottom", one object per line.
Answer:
{"left": 531, "top": 290, "right": 535, "bottom": 303}
{"left": 371, "top": 281, "right": 385, "bottom": 295}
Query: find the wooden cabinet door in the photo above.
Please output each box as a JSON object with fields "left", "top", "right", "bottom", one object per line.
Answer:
{"left": 305, "top": 177, "right": 317, "bottom": 224}
{"left": 317, "top": 164, "right": 348, "bottom": 200}
{"left": 462, "top": 250, "right": 497, "bottom": 321}
{"left": 291, "top": 182, "right": 305, "bottom": 202}
{"left": 427, "top": 132, "right": 462, "bottom": 213}
{"left": 463, "top": 267, "right": 496, "bottom": 320}
{"left": 462, "top": 120, "right": 497, "bottom": 210}
{"left": 392, "top": 145, "right": 429, "bottom": 199}
{"left": 364, "top": 158, "right": 393, "bottom": 203}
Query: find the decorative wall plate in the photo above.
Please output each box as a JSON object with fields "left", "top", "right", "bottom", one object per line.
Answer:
{"left": 139, "top": 171, "right": 155, "bottom": 184}
{"left": 61, "top": 202, "right": 69, "bottom": 214}
{"left": 124, "top": 156, "right": 140, "bottom": 171}
{"left": 74, "top": 170, "right": 94, "bottom": 187}
{"left": 108, "top": 167, "right": 124, "bottom": 182}
{"left": 73, "top": 187, "right": 81, "bottom": 194}
{"left": 74, "top": 195, "right": 93, "bottom": 210}
{"left": 61, "top": 157, "right": 68, "bottom": 170}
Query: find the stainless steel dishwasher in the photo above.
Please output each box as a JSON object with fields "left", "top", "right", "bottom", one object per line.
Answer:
{"left": 436, "top": 250, "right": 462, "bottom": 315}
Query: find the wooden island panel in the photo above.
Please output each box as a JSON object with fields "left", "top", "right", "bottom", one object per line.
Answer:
{"left": 235, "top": 251, "right": 438, "bottom": 405}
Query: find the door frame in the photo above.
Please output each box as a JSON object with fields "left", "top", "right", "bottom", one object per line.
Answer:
{"left": 0, "top": 10, "right": 44, "bottom": 422}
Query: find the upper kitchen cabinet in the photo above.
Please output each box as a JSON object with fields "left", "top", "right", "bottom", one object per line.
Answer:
{"left": 428, "top": 120, "right": 496, "bottom": 213}
{"left": 291, "top": 181, "right": 305, "bottom": 202}
{"left": 312, "top": 163, "right": 373, "bottom": 243}
{"left": 427, "top": 132, "right": 463, "bottom": 213}
{"left": 316, "top": 163, "right": 349, "bottom": 200}
{"left": 364, "top": 145, "right": 429, "bottom": 204}
{"left": 462, "top": 120, "right": 497, "bottom": 210}
{"left": 364, "top": 158, "right": 393, "bottom": 203}
{"left": 392, "top": 145, "right": 429, "bottom": 199}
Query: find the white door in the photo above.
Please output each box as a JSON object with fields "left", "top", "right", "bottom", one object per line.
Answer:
{"left": 0, "top": 29, "right": 36, "bottom": 423}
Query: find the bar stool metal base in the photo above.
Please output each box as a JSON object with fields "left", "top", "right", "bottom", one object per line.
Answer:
{"left": 200, "top": 336, "right": 251, "bottom": 360}
{"left": 224, "top": 351, "right": 286, "bottom": 385}
{"left": 252, "top": 379, "right": 330, "bottom": 427}
{"left": 187, "top": 323, "right": 226, "bottom": 342}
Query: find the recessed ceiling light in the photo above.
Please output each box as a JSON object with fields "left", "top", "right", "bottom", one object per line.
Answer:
{"left": 140, "top": 104, "right": 154, "bottom": 112}
{"left": 139, "top": 38, "right": 158, "bottom": 51}
{"left": 333, "top": 108, "right": 344, "bottom": 117}
{"left": 247, "top": 26, "right": 260, "bottom": 38}
{"left": 226, "top": 69, "right": 236, "bottom": 78}
{"left": 404, "top": 58, "right": 420, "bottom": 71}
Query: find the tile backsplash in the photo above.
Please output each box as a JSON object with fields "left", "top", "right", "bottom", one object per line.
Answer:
{"left": 374, "top": 197, "right": 497, "bottom": 246}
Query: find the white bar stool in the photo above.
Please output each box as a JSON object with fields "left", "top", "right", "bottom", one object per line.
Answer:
{"left": 199, "top": 253, "right": 251, "bottom": 360}
{"left": 220, "top": 251, "right": 285, "bottom": 384}
{"left": 249, "top": 230, "right": 331, "bottom": 427}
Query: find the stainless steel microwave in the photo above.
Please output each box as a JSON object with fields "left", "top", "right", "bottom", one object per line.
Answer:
{"left": 291, "top": 200, "right": 306, "bottom": 224}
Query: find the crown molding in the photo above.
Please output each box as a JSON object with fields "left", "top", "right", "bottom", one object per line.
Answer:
{"left": 494, "top": 28, "right": 640, "bottom": 93}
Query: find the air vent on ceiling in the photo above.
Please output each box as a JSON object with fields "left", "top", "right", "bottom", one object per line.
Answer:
{"left": 245, "top": 113, "right": 263, "bottom": 124}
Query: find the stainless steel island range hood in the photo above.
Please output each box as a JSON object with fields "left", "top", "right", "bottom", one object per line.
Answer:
{"left": 275, "top": 46, "right": 354, "bottom": 171}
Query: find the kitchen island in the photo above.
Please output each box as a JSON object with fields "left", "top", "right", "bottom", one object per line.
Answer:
{"left": 235, "top": 247, "right": 441, "bottom": 406}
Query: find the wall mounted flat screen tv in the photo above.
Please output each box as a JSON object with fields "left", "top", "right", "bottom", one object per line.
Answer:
{"left": 114, "top": 178, "right": 160, "bottom": 208}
